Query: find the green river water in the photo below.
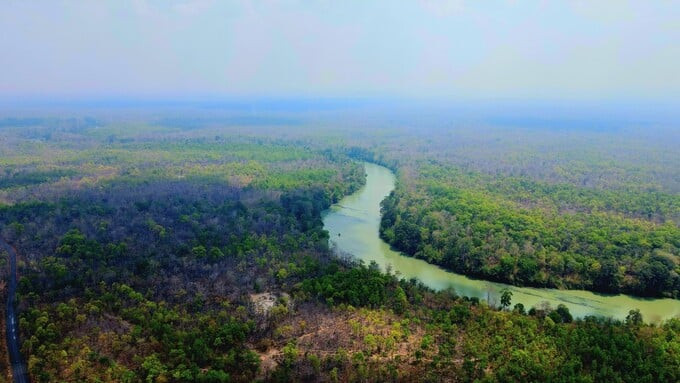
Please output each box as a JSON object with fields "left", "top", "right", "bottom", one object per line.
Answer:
{"left": 322, "top": 162, "right": 680, "bottom": 322}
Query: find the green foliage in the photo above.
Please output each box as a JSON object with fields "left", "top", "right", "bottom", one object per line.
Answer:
{"left": 393, "top": 285, "right": 408, "bottom": 314}
{"left": 302, "top": 261, "right": 394, "bottom": 308}
{"left": 282, "top": 341, "right": 298, "bottom": 367}
{"left": 192, "top": 245, "right": 207, "bottom": 259}
{"left": 380, "top": 163, "right": 680, "bottom": 297}
{"left": 1, "top": 128, "right": 365, "bottom": 383}
{"left": 3, "top": 117, "right": 679, "bottom": 383}
{"left": 500, "top": 288, "right": 513, "bottom": 310}
{"left": 625, "top": 309, "right": 643, "bottom": 327}
{"left": 548, "top": 304, "right": 573, "bottom": 324}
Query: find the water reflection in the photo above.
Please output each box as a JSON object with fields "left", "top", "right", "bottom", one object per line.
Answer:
{"left": 323, "top": 162, "right": 680, "bottom": 322}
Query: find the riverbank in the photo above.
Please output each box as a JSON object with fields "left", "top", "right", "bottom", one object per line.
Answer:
{"left": 322, "top": 162, "right": 680, "bottom": 322}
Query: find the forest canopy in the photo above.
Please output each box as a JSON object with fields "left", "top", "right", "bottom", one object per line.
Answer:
{"left": 0, "top": 112, "right": 678, "bottom": 382}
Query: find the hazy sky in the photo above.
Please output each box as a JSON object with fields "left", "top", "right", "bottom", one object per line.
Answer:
{"left": 1, "top": 0, "right": 678, "bottom": 101}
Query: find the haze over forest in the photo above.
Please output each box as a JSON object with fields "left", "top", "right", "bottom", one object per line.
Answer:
{"left": 1, "top": 1, "right": 679, "bottom": 383}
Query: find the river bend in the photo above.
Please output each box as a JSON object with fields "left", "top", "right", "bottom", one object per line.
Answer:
{"left": 323, "top": 162, "right": 680, "bottom": 322}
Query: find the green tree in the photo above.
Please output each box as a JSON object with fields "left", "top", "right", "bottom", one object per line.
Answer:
{"left": 500, "top": 288, "right": 513, "bottom": 310}
{"left": 208, "top": 246, "right": 224, "bottom": 262}
{"left": 282, "top": 341, "right": 298, "bottom": 367}
{"left": 393, "top": 285, "right": 408, "bottom": 314}
{"left": 625, "top": 309, "right": 643, "bottom": 327}
{"left": 549, "top": 304, "right": 573, "bottom": 323}
{"left": 141, "top": 354, "right": 167, "bottom": 383}
{"left": 191, "top": 245, "right": 207, "bottom": 259}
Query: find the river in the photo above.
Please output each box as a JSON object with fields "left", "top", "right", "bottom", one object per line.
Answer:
{"left": 322, "top": 162, "right": 680, "bottom": 322}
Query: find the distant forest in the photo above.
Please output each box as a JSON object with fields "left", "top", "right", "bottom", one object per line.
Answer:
{"left": 0, "top": 110, "right": 678, "bottom": 382}
{"left": 369, "top": 125, "right": 680, "bottom": 298}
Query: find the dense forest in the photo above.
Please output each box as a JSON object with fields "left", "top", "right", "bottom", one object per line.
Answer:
{"left": 2, "top": 0, "right": 679, "bottom": 380}
{"left": 356, "top": 125, "right": 680, "bottom": 298}
{"left": 0, "top": 114, "right": 678, "bottom": 382}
